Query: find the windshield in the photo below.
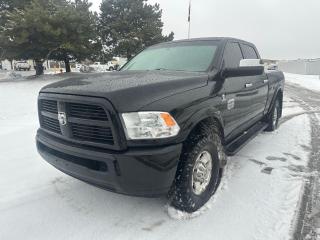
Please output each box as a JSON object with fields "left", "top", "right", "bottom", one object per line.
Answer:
{"left": 122, "top": 41, "right": 219, "bottom": 72}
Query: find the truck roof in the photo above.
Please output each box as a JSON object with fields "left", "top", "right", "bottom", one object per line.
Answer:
{"left": 155, "top": 37, "right": 254, "bottom": 47}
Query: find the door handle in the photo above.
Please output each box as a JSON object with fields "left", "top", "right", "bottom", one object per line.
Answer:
{"left": 263, "top": 79, "right": 269, "bottom": 84}
{"left": 245, "top": 83, "right": 253, "bottom": 88}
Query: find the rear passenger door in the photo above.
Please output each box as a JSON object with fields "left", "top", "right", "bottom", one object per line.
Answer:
{"left": 221, "top": 42, "right": 259, "bottom": 139}
{"left": 240, "top": 43, "right": 269, "bottom": 119}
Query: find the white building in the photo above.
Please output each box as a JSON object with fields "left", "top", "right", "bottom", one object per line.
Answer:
{"left": 1, "top": 59, "right": 13, "bottom": 70}
{"left": 278, "top": 59, "right": 320, "bottom": 75}
{"left": 1, "top": 59, "right": 35, "bottom": 70}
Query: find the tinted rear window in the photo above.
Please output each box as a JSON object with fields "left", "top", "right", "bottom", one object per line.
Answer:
{"left": 241, "top": 44, "right": 259, "bottom": 59}
{"left": 223, "top": 42, "right": 243, "bottom": 68}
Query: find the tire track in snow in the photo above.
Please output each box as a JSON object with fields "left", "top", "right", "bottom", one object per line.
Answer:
{"left": 286, "top": 84, "right": 320, "bottom": 240}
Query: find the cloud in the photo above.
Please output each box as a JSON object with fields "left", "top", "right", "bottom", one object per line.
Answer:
{"left": 91, "top": 0, "right": 320, "bottom": 59}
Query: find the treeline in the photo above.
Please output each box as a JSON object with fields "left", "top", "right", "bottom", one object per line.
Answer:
{"left": 0, "top": 0, "right": 174, "bottom": 74}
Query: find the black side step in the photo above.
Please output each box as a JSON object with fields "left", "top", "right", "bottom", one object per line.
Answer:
{"left": 225, "top": 122, "right": 268, "bottom": 156}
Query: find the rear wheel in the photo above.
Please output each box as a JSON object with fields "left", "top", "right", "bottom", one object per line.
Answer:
{"left": 169, "top": 122, "right": 225, "bottom": 213}
{"left": 266, "top": 98, "right": 281, "bottom": 131}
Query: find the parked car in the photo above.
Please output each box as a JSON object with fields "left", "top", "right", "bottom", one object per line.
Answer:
{"left": 79, "top": 65, "right": 95, "bottom": 73}
{"left": 75, "top": 63, "right": 82, "bottom": 70}
{"left": 14, "top": 61, "right": 31, "bottom": 71}
{"left": 89, "top": 62, "right": 116, "bottom": 72}
{"left": 36, "top": 37, "right": 284, "bottom": 212}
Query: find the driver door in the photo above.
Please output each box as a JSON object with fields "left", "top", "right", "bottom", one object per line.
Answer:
{"left": 221, "top": 42, "right": 259, "bottom": 140}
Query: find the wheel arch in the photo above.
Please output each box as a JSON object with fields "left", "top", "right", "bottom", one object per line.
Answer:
{"left": 179, "top": 109, "right": 225, "bottom": 144}
{"left": 268, "top": 87, "right": 283, "bottom": 117}
{"left": 277, "top": 89, "right": 283, "bottom": 117}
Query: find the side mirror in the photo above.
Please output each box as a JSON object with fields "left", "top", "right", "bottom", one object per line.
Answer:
{"left": 221, "top": 59, "right": 264, "bottom": 78}
{"left": 221, "top": 66, "right": 264, "bottom": 78}
{"left": 239, "top": 59, "right": 263, "bottom": 67}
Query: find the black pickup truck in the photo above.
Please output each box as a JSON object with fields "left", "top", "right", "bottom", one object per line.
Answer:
{"left": 36, "top": 37, "right": 284, "bottom": 212}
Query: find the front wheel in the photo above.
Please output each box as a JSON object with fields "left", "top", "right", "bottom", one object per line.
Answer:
{"left": 266, "top": 98, "right": 281, "bottom": 131}
{"left": 169, "top": 123, "right": 225, "bottom": 213}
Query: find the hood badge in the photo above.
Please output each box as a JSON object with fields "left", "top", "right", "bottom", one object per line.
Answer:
{"left": 58, "top": 112, "right": 67, "bottom": 126}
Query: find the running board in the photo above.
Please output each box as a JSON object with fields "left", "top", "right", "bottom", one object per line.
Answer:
{"left": 225, "top": 122, "right": 268, "bottom": 156}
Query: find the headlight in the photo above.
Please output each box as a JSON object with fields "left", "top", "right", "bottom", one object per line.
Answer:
{"left": 121, "top": 112, "right": 180, "bottom": 140}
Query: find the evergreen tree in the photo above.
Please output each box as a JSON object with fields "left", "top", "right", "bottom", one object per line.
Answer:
{"left": 0, "top": 0, "right": 101, "bottom": 74}
{"left": 99, "top": 0, "right": 174, "bottom": 59}
{"left": 0, "top": 0, "right": 31, "bottom": 26}
{"left": 48, "top": 0, "right": 101, "bottom": 72}
{"left": 0, "top": 0, "right": 31, "bottom": 62}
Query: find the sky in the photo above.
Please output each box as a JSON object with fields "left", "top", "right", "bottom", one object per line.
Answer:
{"left": 90, "top": 0, "right": 320, "bottom": 60}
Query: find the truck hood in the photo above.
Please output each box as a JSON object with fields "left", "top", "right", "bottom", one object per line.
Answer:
{"left": 40, "top": 70, "right": 209, "bottom": 112}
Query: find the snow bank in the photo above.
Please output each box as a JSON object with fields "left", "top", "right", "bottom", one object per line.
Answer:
{"left": 0, "top": 70, "right": 83, "bottom": 82}
{"left": 0, "top": 71, "right": 23, "bottom": 81}
{"left": 285, "top": 72, "right": 320, "bottom": 92}
{"left": 166, "top": 201, "right": 212, "bottom": 220}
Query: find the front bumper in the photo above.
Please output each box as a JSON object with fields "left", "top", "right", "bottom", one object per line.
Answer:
{"left": 36, "top": 129, "right": 182, "bottom": 197}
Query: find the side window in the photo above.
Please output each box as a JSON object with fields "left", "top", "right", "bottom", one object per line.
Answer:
{"left": 241, "top": 44, "right": 259, "bottom": 59}
{"left": 223, "top": 42, "right": 243, "bottom": 68}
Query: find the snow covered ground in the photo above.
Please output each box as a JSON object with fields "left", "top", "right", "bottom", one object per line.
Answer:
{"left": 0, "top": 74, "right": 316, "bottom": 240}
{"left": 285, "top": 73, "right": 320, "bottom": 92}
{"left": 0, "top": 69, "right": 81, "bottom": 82}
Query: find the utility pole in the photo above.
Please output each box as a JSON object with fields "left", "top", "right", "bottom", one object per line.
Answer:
{"left": 188, "top": 0, "right": 191, "bottom": 39}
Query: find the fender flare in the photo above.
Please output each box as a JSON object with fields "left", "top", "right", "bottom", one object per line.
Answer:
{"left": 267, "top": 86, "right": 283, "bottom": 116}
{"left": 178, "top": 107, "right": 224, "bottom": 142}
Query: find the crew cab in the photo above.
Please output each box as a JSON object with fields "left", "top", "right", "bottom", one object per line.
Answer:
{"left": 36, "top": 38, "right": 284, "bottom": 212}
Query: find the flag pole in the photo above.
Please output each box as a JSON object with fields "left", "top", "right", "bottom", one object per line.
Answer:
{"left": 188, "top": 0, "right": 191, "bottom": 39}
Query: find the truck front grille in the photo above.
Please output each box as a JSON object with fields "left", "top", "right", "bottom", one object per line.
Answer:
{"left": 40, "top": 99, "right": 58, "bottom": 114}
{"left": 42, "top": 115, "right": 61, "bottom": 134}
{"left": 39, "top": 97, "right": 117, "bottom": 149}
{"left": 68, "top": 103, "right": 109, "bottom": 121}
{"left": 71, "top": 123, "right": 114, "bottom": 144}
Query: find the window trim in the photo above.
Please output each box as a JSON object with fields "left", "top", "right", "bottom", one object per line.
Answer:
{"left": 221, "top": 41, "right": 244, "bottom": 69}
{"left": 240, "top": 43, "right": 259, "bottom": 59}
